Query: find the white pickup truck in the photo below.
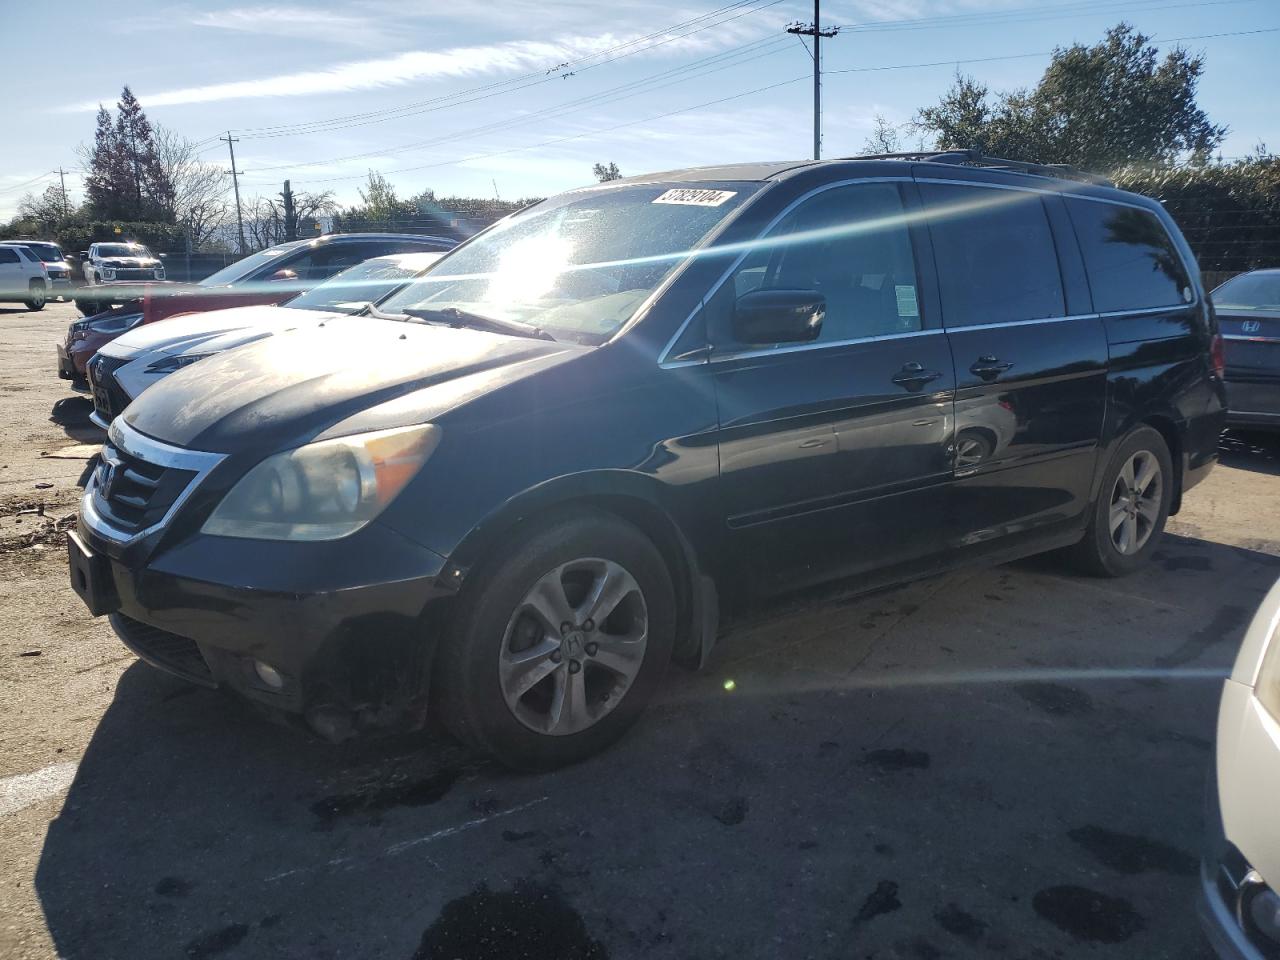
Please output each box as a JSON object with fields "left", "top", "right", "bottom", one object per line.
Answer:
{"left": 80, "top": 241, "right": 165, "bottom": 284}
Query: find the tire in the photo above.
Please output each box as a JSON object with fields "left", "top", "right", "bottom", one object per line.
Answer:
{"left": 434, "top": 509, "right": 675, "bottom": 771}
{"left": 1066, "top": 425, "right": 1173, "bottom": 577}
{"left": 24, "top": 281, "right": 46, "bottom": 311}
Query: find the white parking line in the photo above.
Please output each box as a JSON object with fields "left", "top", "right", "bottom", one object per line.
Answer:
{"left": 0, "top": 762, "right": 78, "bottom": 816}
{"left": 264, "top": 796, "right": 550, "bottom": 883}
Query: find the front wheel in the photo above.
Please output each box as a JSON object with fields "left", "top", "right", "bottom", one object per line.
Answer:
{"left": 24, "top": 281, "right": 46, "bottom": 311}
{"left": 1066, "top": 425, "right": 1173, "bottom": 577}
{"left": 434, "top": 510, "right": 675, "bottom": 770}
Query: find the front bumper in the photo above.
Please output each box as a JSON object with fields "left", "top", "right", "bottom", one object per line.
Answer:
{"left": 56, "top": 342, "right": 76, "bottom": 380}
{"left": 1199, "top": 771, "right": 1280, "bottom": 960}
{"left": 75, "top": 517, "right": 454, "bottom": 738}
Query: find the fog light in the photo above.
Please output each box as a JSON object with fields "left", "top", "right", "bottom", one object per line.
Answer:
{"left": 1249, "top": 886, "right": 1280, "bottom": 946}
{"left": 253, "top": 659, "right": 285, "bottom": 690}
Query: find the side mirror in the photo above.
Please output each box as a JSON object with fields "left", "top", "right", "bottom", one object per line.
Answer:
{"left": 269, "top": 268, "right": 299, "bottom": 282}
{"left": 732, "top": 289, "right": 825, "bottom": 345}
{"left": 79, "top": 251, "right": 89, "bottom": 259}
{"left": 158, "top": 253, "right": 167, "bottom": 259}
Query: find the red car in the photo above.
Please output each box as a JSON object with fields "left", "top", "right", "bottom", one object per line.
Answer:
{"left": 57, "top": 233, "right": 455, "bottom": 382}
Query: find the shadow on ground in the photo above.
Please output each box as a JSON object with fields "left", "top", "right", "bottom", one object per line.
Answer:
{"left": 37, "top": 526, "right": 1279, "bottom": 959}
{"left": 1219, "top": 429, "right": 1280, "bottom": 477}
{"left": 49, "top": 396, "right": 105, "bottom": 446}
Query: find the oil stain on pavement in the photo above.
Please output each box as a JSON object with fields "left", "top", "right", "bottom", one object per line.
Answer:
{"left": 1015, "top": 682, "right": 1094, "bottom": 716}
{"left": 184, "top": 923, "right": 249, "bottom": 959}
{"left": 310, "top": 767, "right": 463, "bottom": 821}
{"left": 1067, "top": 825, "right": 1197, "bottom": 875}
{"left": 1032, "top": 885, "right": 1145, "bottom": 943}
{"left": 852, "top": 880, "right": 902, "bottom": 928}
{"left": 413, "top": 882, "right": 607, "bottom": 959}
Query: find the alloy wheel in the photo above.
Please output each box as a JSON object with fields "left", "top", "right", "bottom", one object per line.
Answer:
{"left": 498, "top": 557, "right": 648, "bottom": 736}
{"left": 1108, "top": 449, "right": 1162, "bottom": 555}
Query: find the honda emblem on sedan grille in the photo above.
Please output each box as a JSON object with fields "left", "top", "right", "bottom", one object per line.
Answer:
{"left": 1242, "top": 320, "right": 1261, "bottom": 333}
{"left": 97, "top": 459, "right": 117, "bottom": 500}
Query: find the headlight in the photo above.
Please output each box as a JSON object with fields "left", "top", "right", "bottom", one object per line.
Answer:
{"left": 201, "top": 424, "right": 441, "bottom": 541}
{"left": 1257, "top": 625, "right": 1280, "bottom": 722}
{"left": 102, "top": 269, "right": 116, "bottom": 279}
{"left": 154, "top": 268, "right": 164, "bottom": 278}
{"left": 89, "top": 312, "right": 143, "bottom": 334}
{"left": 146, "top": 353, "right": 211, "bottom": 374}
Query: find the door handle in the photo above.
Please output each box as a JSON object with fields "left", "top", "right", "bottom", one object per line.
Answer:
{"left": 891, "top": 361, "right": 943, "bottom": 390}
{"left": 969, "top": 356, "right": 1014, "bottom": 380}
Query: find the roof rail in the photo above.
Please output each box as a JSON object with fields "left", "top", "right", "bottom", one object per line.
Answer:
{"left": 846, "top": 149, "right": 1113, "bottom": 186}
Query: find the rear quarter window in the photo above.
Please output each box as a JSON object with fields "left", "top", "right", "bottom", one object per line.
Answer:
{"left": 1065, "top": 199, "right": 1193, "bottom": 313}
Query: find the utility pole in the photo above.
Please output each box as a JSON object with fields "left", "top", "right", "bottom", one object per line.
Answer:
{"left": 222, "top": 132, "right": 247, "bottom": 254}
{"left": 56, "top": 168, "right": 69, "bottom": 218}
{"left": 281, "top": 179, "right": 297, "bottom": 241}
{"left": 787, "top": 1, "right": 840, "bottom": 160}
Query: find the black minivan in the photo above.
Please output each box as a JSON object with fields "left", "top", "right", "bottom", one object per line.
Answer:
{"left": 68, "top": 153, "right": 1227, "bottom": 769}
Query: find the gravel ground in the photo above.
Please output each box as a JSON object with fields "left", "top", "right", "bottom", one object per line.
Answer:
{"left": 1, "top": 300, "right": 1278, "bottom": 960}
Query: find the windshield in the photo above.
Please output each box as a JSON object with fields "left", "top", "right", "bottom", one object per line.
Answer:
{"left": 285, "top": 252, "right": 443, "bottom": 314}
{"left": 198, "top": 243, "right": 303, "bottom": 287}
{"left": 377, "top": 183, "right": 758, "bottom": 341}
{"left": 4, "top": 242, "right": 62, "bottom": 262}
{"left": 1213, "top": 272, "right": 1280, "bottom": 310}
{"left": 97, "top": 243, "right": 150, "bottom": 258}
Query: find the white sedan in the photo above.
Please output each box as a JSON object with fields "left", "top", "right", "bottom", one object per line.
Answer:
{"left": 1200, "top": 575, "right": 1280, "bottom": 958}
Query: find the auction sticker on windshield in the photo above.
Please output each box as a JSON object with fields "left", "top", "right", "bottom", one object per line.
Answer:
{"left": 652, "top": 188, "right": 737, "bottom": 206}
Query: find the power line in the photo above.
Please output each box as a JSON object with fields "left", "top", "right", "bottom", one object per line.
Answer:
{"left": 222, "top": 0, "right": 788, "bottom": 143}
{"left": 240, "top": 35, "right": 795, "bottom": 176}
{"left": 244, "top": 23, "right": 1280, "bottom": 188}
{"left": 0, "top": 171, "right": 58, "bottom": 197}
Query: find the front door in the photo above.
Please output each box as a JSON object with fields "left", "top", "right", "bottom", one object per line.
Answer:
{"left": 917, "top": 180, "right": 1108, "bottom": 548}
{"left": 709, "top": 180, "right": 956, "bottom": 594}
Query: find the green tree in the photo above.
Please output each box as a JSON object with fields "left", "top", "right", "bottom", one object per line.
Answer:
{"left": 81, "top": 87, "right": 175, "bottom": 221}
{"left": 915, "top": 24, "right": 1226, "bottom": 171}
{"left": 592, "top": 162, "right": 622, "bottom": 182}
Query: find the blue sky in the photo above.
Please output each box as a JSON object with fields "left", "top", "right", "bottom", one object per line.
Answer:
{"left": 2, "top": 0, "right": 1277, "bottom": 220}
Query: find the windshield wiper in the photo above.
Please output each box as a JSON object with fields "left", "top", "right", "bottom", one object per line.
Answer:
{"left": 400, "top": 306, "right": 556, "bottom": 341}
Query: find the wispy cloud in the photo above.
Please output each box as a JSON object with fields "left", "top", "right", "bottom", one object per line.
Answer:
{"left": 60, "top": 26, "right": 745, "bottom": 112}
{"left": 191, "top": 6, "right": 397, "bottom": 48}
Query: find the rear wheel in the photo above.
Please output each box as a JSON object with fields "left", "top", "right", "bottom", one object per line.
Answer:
{"left": 24, "top": 280, "right": 46, "bottom": 311}
{"left": 1067, "top": 425, "right": 1173, "bottom": 577}
{"left": 434, "top": 510, "right": 675, "bottom": 770}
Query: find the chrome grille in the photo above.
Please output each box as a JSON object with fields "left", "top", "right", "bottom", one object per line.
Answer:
{"left": 83, "top": 420, "right": 225, "bottom": 544}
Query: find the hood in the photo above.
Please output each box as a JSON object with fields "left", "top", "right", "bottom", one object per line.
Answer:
{"left": 101, "top": 303, "right": 326, "bottom": 358}
{"left": 124, "top": 317, "right": 588, "bottom": 452}
{"left": 102, "top": 257, "right": 160, "bottom": 267}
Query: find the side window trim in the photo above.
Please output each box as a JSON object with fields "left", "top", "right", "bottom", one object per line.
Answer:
{"left": 657, "top": 176, "right": 914, "bottom": 368}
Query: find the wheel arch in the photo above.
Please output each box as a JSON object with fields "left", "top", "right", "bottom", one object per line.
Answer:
{"left": 1095, "top": 407, "right": 1186, "bottom": 516}
{"left": 443, "top": 471, "right": 719, "bottom": 669}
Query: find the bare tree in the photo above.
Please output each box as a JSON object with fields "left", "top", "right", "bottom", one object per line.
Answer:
{"left": 153, "top": 125, "right": 231, "bottom": 248}
{"left": 861, "top": 114, "right": 904, "bottom": 155}
{"left": 243, "top": 190, "right": 336, "bottom": 249}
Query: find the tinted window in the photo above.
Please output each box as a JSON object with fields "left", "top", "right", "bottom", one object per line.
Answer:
{"left": 0, "top": 249, "right": 19, "bottom": 264}
{"left": 921, "top": 183, "right": 1065, "bottom": 327}
{"left": 16, "top": 247, "right": 37, "bottom": 262}
{"left": 727, "top": 182, "right": 922, "bottom": 346}
{"left": 1065, "top": 199, "right": 1191, "bottom": 312}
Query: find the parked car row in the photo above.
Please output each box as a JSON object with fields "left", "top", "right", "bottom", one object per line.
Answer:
{"left": 56, "top": 232, "right": 454, "bottom": 382}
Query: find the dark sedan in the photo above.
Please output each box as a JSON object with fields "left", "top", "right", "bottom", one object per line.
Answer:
{"left": 1214, "top": 269, "right": 1280, "bottom": 431}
